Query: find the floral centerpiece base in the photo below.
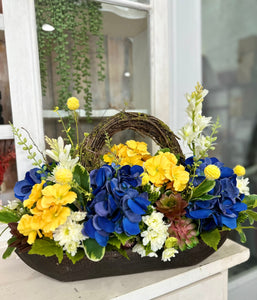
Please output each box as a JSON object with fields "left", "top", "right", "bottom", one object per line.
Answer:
{"left": 15, "top": 232, "right": 227, "bottom": 282}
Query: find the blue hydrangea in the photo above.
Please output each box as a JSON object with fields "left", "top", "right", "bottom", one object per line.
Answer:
{"left": 185, "top": 157, "right": 247, "bottom": 231}
{"left": 82, "top": 165, "right": 150, "bottom": 247}
{"left": 14, "top": 168, "right": 43, "bottom": 201}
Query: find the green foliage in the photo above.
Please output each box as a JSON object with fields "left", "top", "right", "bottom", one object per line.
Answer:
{"left": 245, "top": 210, "right": 257, "bottom": 225}
{"left": 83, "top": 238, "right": 105, "bottom": 261}
{"left": 243, "top": 194, "right": 257, "bottom": 209}
{"left": 191, "top": 180, "right": 216, "bottom": 200}
{"left": 0, "top": 210, "right": 20, "bottom": 224}
{"left": 200, "top": 228, "right": 221, "bottom": 250}
{"left": 35, "top": 0, "right": 105, "bottom": 120}
{"left": 29, "top": 238, "right": 64, "bottom": 263}
{"left": 114, "top": 232, "right": 135, "bottom": 246}
{"left": 73, "top": 164, "right": 90, "bottom": 192}
{"left": 2, "top": 237, "right": 17, "bottom": 259}
{"left": 66, "top": 249, "right": 85, "bottom": 264}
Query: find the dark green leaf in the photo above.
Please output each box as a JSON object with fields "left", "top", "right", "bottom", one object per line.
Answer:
{"left": 73, "top": 164, "right": 90, "bottom": 191}
{"left": 29, "top": 238, "right": 63, "bottom": 263}
{"left": 192, "top": 194, "right": 218, "bottom": 201}
{"left": 83, "top": 238, "right": 105, "bottom": 261}
{"left": 191, "top": 180, "right": 216, "bottom": 199}
{"left": 200, "top": 228, "right": 221, "bottom": 250}
{"left": 2, "top": 246, "right": 15, "bottom": 259}
{"left": 0, "top": 210, "right": 20, "bottom": 223}
{"left": 66, "top": 249, "right": 85, "bottom": 264}
{"left": 108, "top": 237, "right": 121, "bottom": 249}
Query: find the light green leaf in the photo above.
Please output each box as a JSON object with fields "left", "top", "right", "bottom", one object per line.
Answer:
{"left": 83, "top": 238, "right": 105, "bottom": 262}
{"left": 246, "top": 210, "right": 257, "bottom": 223}
{"left": 108, "top": 237, "right": 121, "bottom": 249}
{"left": 29, "top": 238, "right": 63, "bottom": 263}
{"left": 191, "top": 180, "right": 216, "bottom": 199}
{"left": 114, "top": 232, "right": 135, "bottom": 246}
{"left": 192, "top": 194, "right": 218, "bottom": 201}
{"left": 0, "top": 210, "right": 20, "bottom": 223}
{"left": 235, "top": 227, "right": 247, "bottom": 243}
{"left": 66, "top": 249, "right": 85, "bottom": 264}
{"left": 243, "top": 194, "right": 257, "bottom": 209}
{"left": 200, "top": 228, "right": 221, "bottom": 250}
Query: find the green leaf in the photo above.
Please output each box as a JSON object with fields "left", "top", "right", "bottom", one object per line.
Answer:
{"left": 246, "top": 210, "right": 257, "bottom": 224}
{"left": 236, "top": 227, "right": 247, "bottom": 243}
{"left": 29, "top": 238, "right": 63, "bottom": 263}
{"left": 0, "top": 210, "right": 20, "bottom": 223}
{"left": 83, "top": 238, "right": 105, "bottom": 262}
{"left": 108, "top": 237, "right": 121, "bottom": 249}
{"left": 66, "top": 249, "right": 85, "bottom": 264}
{"left": 200, "top": 228, "right": 221, "bottom": 250}
{"left": 191, "top": 180, "right": 216, "bottom": 199}
{"left": 192, "top": 194, "right": 218, "bottom": 201}
{"left": 73, "top": 164, "right": 90, "bottom": 191}
{"left": 2, "top": 246, "right": 15, "bottom": 259}
{"left": 243, "top": 194, "right": 257, "bottom": 209}
{"left": 114, "top": 232, "right": 135, "bottom": 246}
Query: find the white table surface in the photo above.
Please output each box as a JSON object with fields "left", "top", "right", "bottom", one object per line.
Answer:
{"left": 0, "top": 239, "right": 249, "bottom": 300}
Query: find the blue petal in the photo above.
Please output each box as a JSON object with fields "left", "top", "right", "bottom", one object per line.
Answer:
{"left": 97, "top": 217, "right": 115, "bottom": 233}
{"left": 127, "top": 198, "right": 146, "bottom": 215}
{"left": 95, "top": 231, "right": 109, "bottom": 247}
{"left": 130, "top": 165, "right": 144, "bottom": 176}
{"left": 220, "top": 167, "right": 234, "bottom": 178}
{"left": 189, "top": 209, "right": 213, "bottom": 219}
{"left": 94, "top": 201, "right": 109, "bottom": 217}
{"left": 82, "top": 219, "right": 96, "bottom": 238}
{"left": 233, "top": 202, "right": 247, "bottom": 212}
{"left": 122, "top": 217, "right": 140, "bottom": 235}
{"left": 221, "top": 216, "right": 237, "bottom": 229}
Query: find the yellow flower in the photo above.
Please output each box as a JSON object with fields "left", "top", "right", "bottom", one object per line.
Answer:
{"left": 23, "top": 181, "right": 45, "bottom": 209}
{"left": 204, "top": 165, "right": 221, "bottom": 180}
{"left": 166, "top": 165, "right": 189, "bottom": 192}
{"left": 141, "top": 172, "right": 150, "bottom": 185}
{"left": 42, "top": 205, "right": 71, "bottom": 233}
{"left": 233, "top": 165, "right": 246, "bottom": 177}
{"left": 144, "top": 153, "right": 170, "bottom": 187}
{"left": 54, "top": 168, "right": 73, "bottom": 184}
{"left": 162, "top": 152, "right": 178, "bottom": 166}
{"left": 17, "top": 214, "right": 42, "bottom": 244}
{"left": 67, "top": 97, "right": 80, "bottom": 110}
{"left": 41, "top": 184, "right": 77, "bottom": 209}
{"left": 126, "top": 140, "right": 150, "bottom": 156}
{"left": 165, "top": 237, "right": 178, "bottom": 248}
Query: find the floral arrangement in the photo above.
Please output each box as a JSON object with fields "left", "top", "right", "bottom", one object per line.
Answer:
{"left": 1, "top": 83, "right": 257, "bottom": 265}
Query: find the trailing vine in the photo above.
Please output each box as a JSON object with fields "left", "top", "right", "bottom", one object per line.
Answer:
{"left": 35, "top": 0, "right": 106, "bottom": 120}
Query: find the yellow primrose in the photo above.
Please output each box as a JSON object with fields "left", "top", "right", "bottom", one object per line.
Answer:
{"left": 17, "top": 214, "right": 42, "bottom": 244}
{"left": 144, "top": 153, "right": 171, "bottom": 187}
{"left": 162, "top": 152, "right": 178, "bottom": 166}
{"left": 126, "top": 140, "right": 150, "bottom": 156}
{"left": 42, "top": 205, "right": 71, "bottom": 233}
{"left": 141, "top": 172, "right": 150, "bottom": 185}
{"left": 166, "top": 165, "right": 189, "bottom": 192}
{"left": 23, "top": 180, "right": 45, "bottom": 209}
{"left": 67, "top": 97, "right": 80, "bottom": 110}
{"left": 41, "top": 184, "right": 77, "bottom": 209}
{"left": 233, "top": 165, "right": 246, "bottom": 177}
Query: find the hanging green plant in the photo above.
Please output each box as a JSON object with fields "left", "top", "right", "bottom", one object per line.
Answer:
{"left": 35, "top": 0, "right": 105, "bottom": 120}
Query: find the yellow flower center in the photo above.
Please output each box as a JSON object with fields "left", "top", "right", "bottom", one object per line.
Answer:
{"left": 67, "top": 97, "right": 80, "bottom": 110}
{"left": 233, "top": 165, "right": 245, "bottom": 177}
{"left": 55, "top": 168, "right": 73, "bottom": 184}
{"left": 204, "top": 165, "right": 221, "bottom": 180}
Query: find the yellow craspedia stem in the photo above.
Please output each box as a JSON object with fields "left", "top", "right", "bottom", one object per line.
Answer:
{"left": 233, "top": 165, "right": 246, "bottom": 176}
{"left": 204, "top": 165, "right": 221, "bottom": 180}
{"left": 67, "top": 97, "right": 80, "bottom": 110}
{"left": 54, "top": 168, "right": 73, "bottom": 184}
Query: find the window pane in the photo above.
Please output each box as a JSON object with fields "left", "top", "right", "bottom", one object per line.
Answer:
{"left": 202, "top": 0, "right": 257, "bottom": 277}
{"left": 0, "top": 30, "right": 12, "bottom": 124}
{"left": 36, "top": 2, "right": 150, "bottom": 143}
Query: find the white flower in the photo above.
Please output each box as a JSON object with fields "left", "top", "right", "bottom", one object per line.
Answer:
{"left": 178, "top": 123, "right": 196, "bottom": 144}
{"left": 6, "top": 199, "right": 20, "bottom": 210}
{"left": 141, "top": 229, "right": 168, "bottom": 252}
{"left": 142, "top": 210, "right": 166, "bottom": 230}
{"left": 64, "top": 241, "right": 79, "bottom": 256}
{"left": 194, "top": 115, "right": 212, "bottom": 132}
{"left": 132, "top": 243, "right": 158, "bottom": 258}
{"left": 237, "top": 177, "right": 250, "bottom": 195}
{"left": 162, "top": 248, "right": 179, "bottom": 262}
{"left": 70, "top": 211, "right": 87, "bottom": 222}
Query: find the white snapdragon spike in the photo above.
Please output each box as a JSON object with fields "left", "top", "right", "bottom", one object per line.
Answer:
{"left": 6, "top": 199, "right": 20, "bottom": 210}
{"left": 178, "top": 123, "right": 196, "bottom": 145}
{"left": 237, "top": 177, "right": 250, "bottom": 195}
{"left": 162, "top": 248, "right": 179, "bottom": 262}
{"left": 194, "top": 115, "right": 212, "bottom": 132}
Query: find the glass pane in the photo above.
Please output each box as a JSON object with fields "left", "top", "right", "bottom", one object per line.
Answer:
{"left": 0, "top": 30, "right": 12, "bottom": 124}
{"left": 0, "top": 140, "right": 17, "bottom": 206}
{"left": 202, "top": 0, "right": 257, "bottom": 277}
{"left": 36, "top": 2, "right": 150, "bottom": 144}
